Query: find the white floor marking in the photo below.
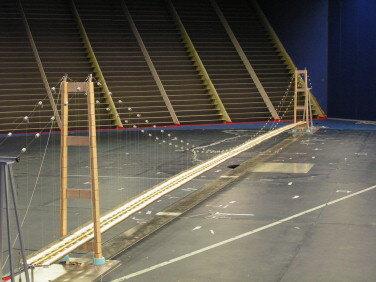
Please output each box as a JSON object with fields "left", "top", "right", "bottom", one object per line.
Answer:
{"left": 220, "top": 175, "right": 238, "bottom": 178}
{"left": 181, "top": 187, "right": 197, "bottom": 192}
{"left": 156, "top": 212, "right": 182, "bottom": 217}
{"left": 112, "top": 184, "right": 376, "bottom": 281}
{"left": 214, "top": 212, "right": 254, "bottom": 217}
{"left": 336, "top": 189, "right": 351, "bottom": 194}
{"left": 252, "top": 162, "right": 314, "bottom": 174}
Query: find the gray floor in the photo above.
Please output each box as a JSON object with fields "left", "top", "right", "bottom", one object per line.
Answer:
{"left": 101, "top": 128, "right": 376, "bottom": 282}
{"left": 0, "top": 126, "right": 275, "bottom": 266}
{"left": 1, "top": 125, "right": 376, "bottom": 281}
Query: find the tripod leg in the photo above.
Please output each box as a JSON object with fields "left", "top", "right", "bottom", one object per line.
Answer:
{"left": 4, "top": 169, "right": 14, "bottom": 282}
{"left": 8, "top": 166, "right": 30, "bottom": 282}
{"left": 0, "top": 164, "right": 5, "bottom": 278}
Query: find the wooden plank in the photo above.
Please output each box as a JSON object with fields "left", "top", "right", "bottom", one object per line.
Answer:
{"left": 67, "top": 189, "right": 91, "bottom": 199}
{"left": 66, "top": 136, "right": 89, "bottom": 147}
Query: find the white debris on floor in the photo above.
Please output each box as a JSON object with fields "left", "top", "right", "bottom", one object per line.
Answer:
{"left": 336, "top": 189, "right": 351, "bottom": 194}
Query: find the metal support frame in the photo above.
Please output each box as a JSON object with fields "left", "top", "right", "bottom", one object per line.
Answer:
{"left": 166, "top": 0, "right": 232, "bottom": 123}
{"left": 121, "top": 0, "right": 180, "bottom": 125}
{"left": 18, "top": 0, "right": 62, "bottom": 129}
{"left": 0, "top": 157, "right": 30, "bottom": 282}
{"left": 294, "top": 69, "right": 312, "bottom": 130}
{"left": 250, "top": 0, "right": 326, "bottom": 118}
{"left": 59, "top": 75, "right": 105, "bottom": 265}
{"left": 210, "top": 0, "right": 280, "bottom": 120}
{"left": 70, "top": 0, "right": 123, "bottom": 128}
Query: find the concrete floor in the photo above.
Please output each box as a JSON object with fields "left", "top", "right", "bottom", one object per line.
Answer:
{"left": 101, "top": 125, "right": 376, "bottom": 282}
{"left": 1, "top": 120, "right": 376, "bottom": 281}
{"left": 0, "top": 123, "right": 276, "bottom": 269}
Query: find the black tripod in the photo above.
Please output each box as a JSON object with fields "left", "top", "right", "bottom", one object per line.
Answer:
{"left": 0, "top": 156, "right": 30, "bottom": 282}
